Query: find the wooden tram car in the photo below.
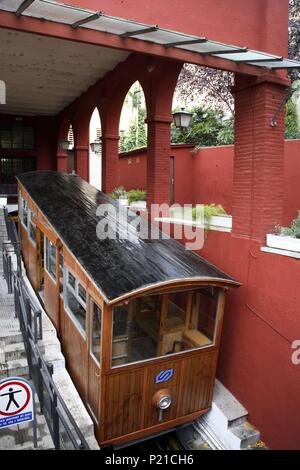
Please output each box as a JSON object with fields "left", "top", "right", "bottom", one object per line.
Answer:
{"left": 16, "top": 171, "right": 239, "bottom": 447}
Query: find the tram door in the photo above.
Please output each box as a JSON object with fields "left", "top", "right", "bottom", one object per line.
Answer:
{"left": 87, "top": 300, "right": 102, "bottom": 423}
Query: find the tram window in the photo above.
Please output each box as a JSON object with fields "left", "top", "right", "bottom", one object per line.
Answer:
{"left": 78, "top": 284, "right": 86, "bottom": 304}
{"left": 64, "top": 268, "right": 87, "bottom": 335}
{"left": 68, "top": 271, "right": 76, "bottom": 289}
{"left": 111, "top": 288, "right": 220, "bottom": 367}
{"left": 166, "top": 292, "right": 187, "bottom": 328}
{"left": 28, "top": 210, "right": 36, "bottom": 243}
{"left": 59, "top": 252, "right": 64, "bottom": 293}
{"left": 45, "top": 237, "right": 56, "bottom": 281}
{"left": 91, "top": 301, "right": 102, "bottom": 365}
{"left": 20, "top": 197, "right": 28, "bottom": 229}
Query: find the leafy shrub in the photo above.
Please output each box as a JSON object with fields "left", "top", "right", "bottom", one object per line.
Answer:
{"left": 108, "top": 186, "right": 127, "bottom": 200}
{"left": 192, "top": 204, "right": 227, "bottom": 223}
{"left": 128, "top": 189, "right": 147, "bottom": 205}
{"left": 274, "top": 211, "right": 300, "bottom": 238}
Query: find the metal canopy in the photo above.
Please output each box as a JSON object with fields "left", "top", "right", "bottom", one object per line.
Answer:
{"left": 1, "top": 0, "right": 300, "bottom": 70}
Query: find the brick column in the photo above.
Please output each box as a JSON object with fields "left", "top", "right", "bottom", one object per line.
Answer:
{"left": 101, "top": 134, "right": 120, "bottom": 193}
{"left": 146, "top": 116, "right": 173, "bottom": 206}
{"left": 75, "top": 145, "right": 89, "bottom": 181}
{"left": 57, "top": 151, "right": 68, "bottom": 173}
{"left": 232, "top": 75, "right": 288, "bottom": 241}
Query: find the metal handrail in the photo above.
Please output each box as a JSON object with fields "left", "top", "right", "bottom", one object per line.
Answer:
{"left": 3, "top": 205, "right": 90, "bottom": 450}
{"left": 13, "top": 273, "right": 90, "bottom": 450}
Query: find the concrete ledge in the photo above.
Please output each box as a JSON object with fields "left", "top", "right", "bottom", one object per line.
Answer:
{"left": 261, "top": 246, "right": 300, "bottom": 259}
{"left": 194, "top": 380, "right": 260, "bottom": 450}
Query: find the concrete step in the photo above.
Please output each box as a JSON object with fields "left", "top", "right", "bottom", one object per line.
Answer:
{"left": 0, "top": 342, "right": 26, "bottom": 362}
{"left": 2, "top": 357, "right": 29, "bottom": 379}
{"left": 0, "top": 332, "right": 23, "bottom": 347}
{"left": 193, "top": 380, "right": 261, "bottom": 450}
{"left": 231, "top": 421, "right": 261, "bottom": 449}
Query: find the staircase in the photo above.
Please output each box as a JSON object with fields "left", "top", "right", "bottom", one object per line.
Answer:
{"left": 0, "top": 209, "right": 54, "bottom": 450}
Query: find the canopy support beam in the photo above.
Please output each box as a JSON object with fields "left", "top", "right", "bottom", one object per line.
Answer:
{"left": 15, "top": 0, "right": 35, "bottom": 17}
{"left": 209, "top": 48, "right": 249, "bottom": 55}
{"left": 236, "top": 57, "right": 283, "bottom": 63}
{"left": 72, "top": 12, "right": 102, "bottom": 29}
{"left": 120, "top": 26, "right": 159, "bottom": 38}
{"left": 165, "top": 38, "right": 207, "bottom": 47}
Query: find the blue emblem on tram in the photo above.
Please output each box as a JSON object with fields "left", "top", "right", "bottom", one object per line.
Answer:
{"left": 155, "top": 369, "right": 174, "bottom": 384}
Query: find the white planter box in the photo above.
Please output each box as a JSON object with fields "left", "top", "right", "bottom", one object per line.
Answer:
{"left": 118, "top": 198, "right": 128, "bottom": 206}
{"left": 129, "top": 201, "right": 147, "bottom": 209}
{"left": 266, "top": 233, "right": 300, "bottom": 253}
{"left": 209, "top": 215, "right": 232, "bottom": 230}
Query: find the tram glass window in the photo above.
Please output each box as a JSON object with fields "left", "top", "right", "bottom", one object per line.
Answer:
{"left": 64, "top": 269, "right": 87, "bottom": 335}
{"left": 28, "top": 210, "right": 36, "bottom": 243}
{"left": 20, "top": 197, "right": 28, "bottom": 229}
{"left": 111, "top": 288, "right": 220, "bottom": 367}
{"left": 45, "top": 237, "right": 56, "bottom": 281}
{"left": 59, "top": 252, "right": 64, "bottom": 293}
{"left": 91, "top": 301, "right": 102, "bottom": 365}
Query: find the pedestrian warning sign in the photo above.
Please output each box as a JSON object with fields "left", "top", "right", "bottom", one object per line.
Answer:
{"left": 0, "top": 377, "right": 34, "bottom": 429}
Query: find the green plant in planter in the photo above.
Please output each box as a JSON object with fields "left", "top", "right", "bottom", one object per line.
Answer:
{"left": 274, "top": 211, "right": 300, "bottom": 238}
{"left": 192, "top": 204, "right": 227, "bottom": 229}
{"left": 128, "top": 189, "right": 146, "bottom": 205}
{"left": 108, "top": 186, "right": 127, "bottom": 200}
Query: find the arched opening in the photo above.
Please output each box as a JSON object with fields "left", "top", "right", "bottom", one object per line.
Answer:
{"left": 89, "top": 107, "right": 102, "bottom": 190}
{"left": 119, "top": 81, "right": 147, "bottom": 154}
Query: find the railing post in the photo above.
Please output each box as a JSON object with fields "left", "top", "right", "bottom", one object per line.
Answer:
{"left": 7, "top": 255, "right": 12, "bottom": 294}
{"left": 37, "top": 356, "right": 44, "bottom": 413}
{"left": 52, "top": 391, "right": 60, "bottom": 450}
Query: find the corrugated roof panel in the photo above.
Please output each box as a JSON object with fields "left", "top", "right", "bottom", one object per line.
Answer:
{"left": 1, "top": 0, "right": 299, "bottom": 70}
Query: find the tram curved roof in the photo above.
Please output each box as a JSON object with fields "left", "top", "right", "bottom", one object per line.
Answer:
{"left": 17, "top": 171, "right": 240, "bottom": 304}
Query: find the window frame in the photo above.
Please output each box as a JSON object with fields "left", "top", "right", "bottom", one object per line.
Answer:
{"left": 110, "top": 288, "right": 221, "bottom": 369}
{"left": 90, "top": 299, "right": 102, "bottom": 367}
{"left": 20, "top": 196, "right": 29, "bottom": 230}
{"left": 0, "top": 124, "right": 35, "bottom": 150}
{"left": 28, "top": 209, "right": 36, "bottom": 245}
{"left": 63, "top": 266, "right": 87, "bottom": 338}
{"left": 44, "top": 236, "right": 57, "bottom": 282}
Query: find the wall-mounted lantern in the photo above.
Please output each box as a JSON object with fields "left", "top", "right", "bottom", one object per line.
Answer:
{"left": 172, "top": 108, "right": 193, "bottom": 129}
{"left": 90, "top": 139, "right": 102, "bottom": 154}
{"left": 59, "top": 139, "right": 70, "bottom": 151}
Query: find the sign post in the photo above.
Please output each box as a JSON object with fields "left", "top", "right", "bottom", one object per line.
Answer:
{"left": 0, "top": 377, "right": 37, "bottom": 449}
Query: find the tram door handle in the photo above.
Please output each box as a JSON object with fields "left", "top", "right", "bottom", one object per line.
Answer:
{"left": 152, "top": 389, "right": 172, "bottom": 423}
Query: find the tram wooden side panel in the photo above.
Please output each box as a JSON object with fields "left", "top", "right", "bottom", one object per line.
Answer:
{"left": 101, "top": 349, "right": 217, "bottom": 443}
{"left": 44, "top": 270, "right": 59, "bottom": 330}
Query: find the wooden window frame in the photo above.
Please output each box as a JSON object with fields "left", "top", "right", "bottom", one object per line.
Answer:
{"left": 110, "top": 288, "right": 222, "bottom": 369}
{"left": 63, "top": 266, "right": 87, "bottom": 339}
{"left": 90, "top": 299, "right": 102, "bottom": 368}
{"left": 44, "top": 236, "right": 57, "bottom": 283}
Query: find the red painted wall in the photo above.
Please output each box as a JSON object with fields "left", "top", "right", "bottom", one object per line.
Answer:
{"left": 119, "top": 140, "right": 300, "bottom": 227}
{"left": 120, "top": 140, "right": 300, "bottom": 449}
{"left": 283, "top": 140, "right": 300, "bottom": 225}
{"left": 193, "top": 231, "right": 300, "bottom": 450}
{"left": 59, "top": 0, "right": 288, "bottom": 56}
